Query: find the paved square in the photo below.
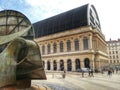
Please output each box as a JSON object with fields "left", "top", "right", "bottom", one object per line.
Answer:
{"left": 32, "top": 72, "right": 120, "bottom": 90}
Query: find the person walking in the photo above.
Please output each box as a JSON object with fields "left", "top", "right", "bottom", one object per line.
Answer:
{"left": 82, "top": 70, "right": 84, "bottom": 77}
{"left": 91, "top": 69, "right": 94, "bottom": 77}
{"left": 62, "top": 70, "right": 66, "bottom": 79}
{"left": 88, "top": 69, "right": 91, "bottom": 77}
{"left": 108, "top": 69, "right": 112, "bottom": 77}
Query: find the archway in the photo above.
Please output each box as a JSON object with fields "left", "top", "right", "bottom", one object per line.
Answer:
{"left": 47, "top": 61, "right": 51, "bottom": 70}
{"left": 60, "top": 60, "right": 64, "bottom": 71}
{"left": 53, "top": 60, "right": 57, "bottom": 70}
{"left": 67, "top": 59, "right": 72, "bottom": 71}
{"left": 84, "top": 58, "right": 90, "bottom": 68}
{"left": 75, "top": 59, "right": 80, "bottom": 70}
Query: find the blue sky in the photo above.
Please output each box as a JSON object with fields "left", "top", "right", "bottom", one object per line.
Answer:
{"left": 0, "top": 0, "right": 120, "bottom": 41}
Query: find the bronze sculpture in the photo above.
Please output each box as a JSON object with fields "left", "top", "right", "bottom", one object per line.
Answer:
{"left": 0, "top": 10, "right": 47, "bottom": 90}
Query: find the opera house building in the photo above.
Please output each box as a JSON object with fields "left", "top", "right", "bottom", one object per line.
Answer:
{"left": 33, "top": 4, "right": 108, "bottom": 72}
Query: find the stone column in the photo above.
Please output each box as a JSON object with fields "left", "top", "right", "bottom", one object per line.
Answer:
{"left": 94, "top": 56, "right": 100, "bottom": 71}
{"left": 80, "top": 37, "right": 83, "bottom": 51}
{"left": 81, "top": 59, "right": 84, "bottom": 68}
{"left": 64, "top": 60, "right": 67, "bottom": 71}
{"left": 39, "top": 45, "right": 42, "bottom": 54}
{"left": 72, "top": 60, "right": 75, "bottom": 71}
{"left": 50, "top": 60, "right": 53, "bottom": 71}
{"left": 51, "top": 43, "right": 53, "bottom": 54}
{"left": 57, "top": 60, "right": 60, "bottom": 71}
{"left": 98, "top": 59, "right": 101, "bottom": 71}
{"left": 44, "top": 60, "right": 47, "bottom": 70}
{"left": 71, "top": 39, "right": 74, "bottom": 51}
{"left": 91, "top": 55, "right": 95, "bottom": 71}
{"left": 57, "top": 42, "right": 60, "bottom": 53}
{"left": 63, "top": 41, "right": 67, "bottom": 52}
{"left": 89, "top": 34, "right": 93, "bottom": 49}
{"left": 45, "top": 44, "right": 47, "bottom": 54}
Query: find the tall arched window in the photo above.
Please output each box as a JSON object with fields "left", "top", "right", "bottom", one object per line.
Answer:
{"left": 84, "top": 58, "right": 90, "bottom": 68}
{"left": 74, "top": 39, "right": 79, "bottom": 51}
{"left": 60, "top": 41, "right": 64, "bottom": 52}
{"left": 47, "top": 61, "right": 50, "bottom": 70}
{"left": 53, "top": 43, "right": 57, "bottom": 53}
{"left": 75, "top": 59, "right": 80, "bottom": 70}
{"left": 83, "top": 37, "right": 88, "bottom": 50}
{"left": 67, "top": 59, "right": 72, "bottom": 71}
{"left": 42, "top": 45, "right": 45, "bottom": 55}
{"left": 53, "top": 60, "right": 57, "bottom": 70}
{"left": 60, "top": 60, "right": 64, "bottom": 71}
{"left": 47, "top": 44, "right": 51, "bottom": 54}
{"left": 67, "top": 40, "right": 71, "bottom": 52}
{"left": 113, "top": 55, "right": 115, "bottom": 59}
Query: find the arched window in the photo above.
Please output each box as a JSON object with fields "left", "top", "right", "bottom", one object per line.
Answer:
{"left": 53, "top": 43, "right": 57, "bottom": 53}
{"left": 47, "top": 61, "right": 50, "bottom": 70}
{"left": 67, "top": 40, "right": 71, "bottom": 52}
{"left": 83, "top": 37, "right": 88, "bottom": 50}
{"left": 42, "top": 45, "right": 45, "bottom": 55}
{"left": 114, "top": 60, "right": 116, "bottom": 63}
{"left": 109, "top": 51, "right": 111, "bottom": 54}
{"left": 74, "top": 39, "right": 79, "bottom": 51}
{"left": 117, "top": 60, "right": 119, "bottom": 63}
{"left": 110, "top": 60, "right": 112, "bottom": 63}
{"left": 60, "top": 41, "right": 64, "bottom": 52}
{"left": 60, "top": 60, "right": 64, "bottom": 71}
{"left": 53, "top": 60, "right": 57, "bottom": 70}
{"left": 67, "top": 59, "right": 72, "bottom": 71}
{"left": 84, "top": 58, "right": 90, "bottom": 68}
{"left": 75, "top": 59, "right": 80, "bottom": 70}
{"left": 117, "top": 55, "right": 119, "bottom": 58}
{"left": 113, "top": 51, "right": 114, "bottom": 54}
{"left": 47, "top": 44, "right": 51, "bottom": 54}
{"left": 113, "top": 55, "right": 115, "bottom": 59}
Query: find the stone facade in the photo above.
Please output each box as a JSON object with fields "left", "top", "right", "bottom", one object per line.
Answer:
{"left": 107, "top": 39, "right": 120, "bottom": 66}
{"left": 35, "top": 26, "right": 108, "bottom": 72}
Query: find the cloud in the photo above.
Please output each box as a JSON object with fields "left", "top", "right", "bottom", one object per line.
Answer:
{"left": 24, "top": 0, "right": 90, "bottom": 22}
{"left": 0, "top": 6, "right": 3, "bottom": 11}
{"left": 0, "top": 0, "right": 120, "bottom": 40}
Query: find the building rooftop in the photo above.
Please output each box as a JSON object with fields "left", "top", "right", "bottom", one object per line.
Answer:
{"left": 33, "top": 4, "right": 101, "bottom": 38}
{"left": 107, "top": 38, "right": 120, "bottom": 43}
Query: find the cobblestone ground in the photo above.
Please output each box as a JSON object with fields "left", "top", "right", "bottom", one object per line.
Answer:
{"left": 32, "top": 72, "right": 120, "bottom": 90}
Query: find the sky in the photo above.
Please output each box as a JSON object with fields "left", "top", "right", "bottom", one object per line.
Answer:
{"left": 0, "top": 0, "right": 120, "bottom": 41}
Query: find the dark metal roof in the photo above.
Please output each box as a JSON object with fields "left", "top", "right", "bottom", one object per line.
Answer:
{"left": 33, "top": 4, "right": 101, "bottom": 38}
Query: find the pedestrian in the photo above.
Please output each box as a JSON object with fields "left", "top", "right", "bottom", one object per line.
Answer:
{"left": 108, "top": 69, "right": 112, "bottom": 77}
{"left": 91, "top": 69, "right": 94, "bottom": 77}
{"left": 88, "top": 69, "right": 91, "bottom": 77}
{"left": 112, "top": 69, "right": 114, "bottom": 74}
{"left": 62, "top": 70, "right": 66, "bottom": 78}
{"left": 82, "top": 70, "right": 84, "bottom": 77}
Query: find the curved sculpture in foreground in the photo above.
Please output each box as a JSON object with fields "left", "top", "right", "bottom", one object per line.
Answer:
{"left": 0, "top": 10, "right": 46, "bottom": 89}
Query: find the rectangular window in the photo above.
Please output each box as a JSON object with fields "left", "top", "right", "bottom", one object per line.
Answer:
{"left": 83, "top": 38, "right": 88, "bottom": 50}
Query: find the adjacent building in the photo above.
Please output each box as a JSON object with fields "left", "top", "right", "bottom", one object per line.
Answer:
{"left": 107, "top": 39, "right": 120, "bottom": 67}
{"left": 33, "top": 4, "right": 108, "bottom": 72}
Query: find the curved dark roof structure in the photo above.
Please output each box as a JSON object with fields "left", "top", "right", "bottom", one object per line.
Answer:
{"left": 33, "top": 4, "right": 101, "bottom": 38}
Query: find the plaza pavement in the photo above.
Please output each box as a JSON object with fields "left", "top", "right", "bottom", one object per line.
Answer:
{"left": 32, "top": 71, "right": 120, "bottom": 90}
